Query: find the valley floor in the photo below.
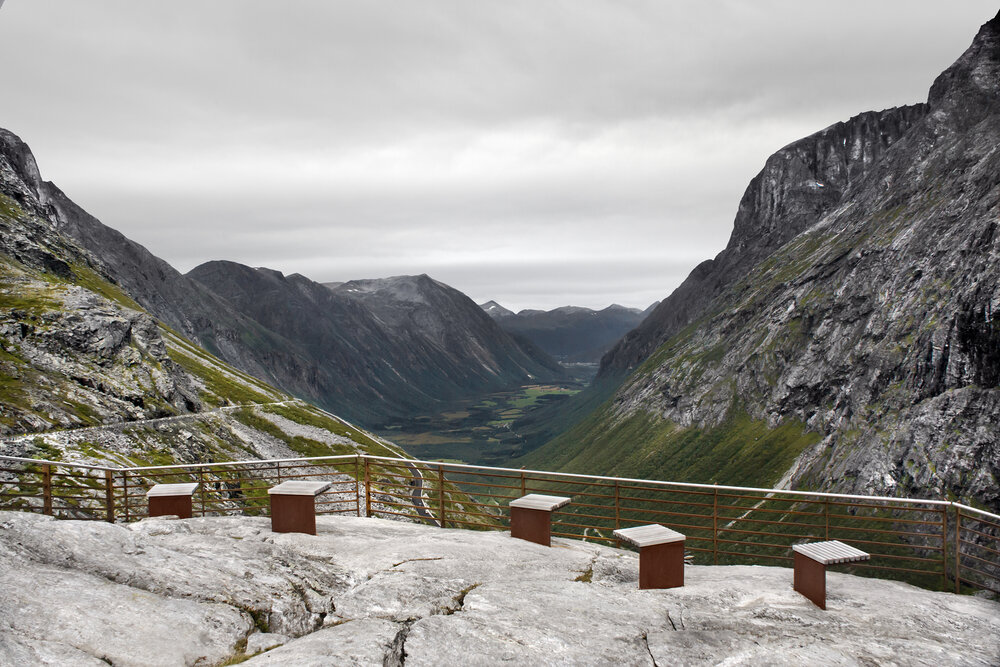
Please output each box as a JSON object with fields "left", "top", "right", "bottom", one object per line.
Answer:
{"left": 1, "top": 512, "right": 998, "bottom": 665}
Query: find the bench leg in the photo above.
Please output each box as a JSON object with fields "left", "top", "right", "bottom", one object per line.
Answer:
{"left": 794, "top": 552, "right": 827, "bottom": 609}
{"left": 639, "top": 541, "right": 684, "bottom": 589}
{"left": 270, "top": 494, "right": 318, "bottom": 535}
{"left": 149, "top": 495, "right": 193, "bottom": 519}
{"left": 510, "top": 507, "right": 552, "bottom": 546}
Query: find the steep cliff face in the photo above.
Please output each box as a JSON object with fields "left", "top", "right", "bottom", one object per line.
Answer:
{"left": 527, "top": 12, "right": 1000, "bottom": 510}
{"left": 600, "top": 105, "right": 927, "bottom": 378}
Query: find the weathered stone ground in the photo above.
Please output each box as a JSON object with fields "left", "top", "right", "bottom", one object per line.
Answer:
{"left": 0, "top": 511, "right": 997, "bottom": 666}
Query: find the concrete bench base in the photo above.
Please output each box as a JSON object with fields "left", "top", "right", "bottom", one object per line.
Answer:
{"left": 614, "top": 524, "right": 686, "bottom": 589}
{"left": 792, "top": 540, "right": 870, "bottom": 610}
{"left": 147, "top": 483, "right": 199, "bottom": 519}
{"left": 509, "top": 494, "right": 571, "bottom": 547}
{"left": 268, "top": 481, "right": 332, "bottom": 535}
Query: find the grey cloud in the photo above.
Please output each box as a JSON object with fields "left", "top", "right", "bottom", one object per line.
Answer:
{"left": 0, "top": 1, "right": 995, "bottom": 310}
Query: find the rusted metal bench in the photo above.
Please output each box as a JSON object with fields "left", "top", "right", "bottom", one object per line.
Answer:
{"left": 614, "top": 524, "right": 686, "bottom": 589}
{"left": 268, "top": 480, "right": 331, "bottom": 535}
{"left": 509, "top": 494, "right": 571, "bottom": 546}
{"left": 792, "top": 540, "right": 870, "bottom": 609}
{"left": 146, "top": 482, "right": 200, "bottom": 519}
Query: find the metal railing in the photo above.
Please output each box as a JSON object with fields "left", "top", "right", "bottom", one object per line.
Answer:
{"left": 1, "top": 453, "right": 997, "bottom": 595}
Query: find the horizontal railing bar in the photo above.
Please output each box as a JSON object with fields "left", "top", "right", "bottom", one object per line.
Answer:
{"left": 716, "top": 504, "right": 824, "bottom": 518}
{"left": 443, "top": 479, "right": 519, "bottom": 492}
{"left": 117, "top": 454, "right": 358, "bottom": 473}
{"left": 717, "top": 526, "right": 826, "bottom": 542}
{"left": 959, "top": 538, "right": 1000, "bottom": 557}
{"left": 620, "top": 505, "right": 714, "bottom": 522}
{"left": 551, "top": 529, "right": 615, "bottom": 542}
{"left": 525, "top": 486, "right": 613, "bottom": 501}
{"left": 444, "top": 516, "right": 502, "bottom": 530}
{"left": 954, "top": 503, "right": 1000, "bottom": 523}
{"left": 0, "top": 455, "right": 118, "bottom": 472}
{"left": 618, "top": 493, "right": 715, "bottom": 509}
{"left": 717, "top": 549, "right": 791, "bottom": 562}
{"left": 718, "top": 515, "right": 823, "bottom": 530}
{"left": 826, "top": 512, "right": 941, "bottom": 527}
{"left": 958, "top": 567, "right": 1000, "bottom": 586}
{"left": 617, "top": 483, "right": 715, "bottom": 498}
{"left": 959, "top": 551, "right": 1000, "bottom": 569}
{"left": 360, "top": 456, "right": 954, "bottom": 506}
{"left": 828, "top": 523, "right": 945, "bottom": 539}
{"left": 958, "top": 524, "right": 1000, "bottom": 543}
{"left": 445, "top": 498, "right": 503, "bottom": 512}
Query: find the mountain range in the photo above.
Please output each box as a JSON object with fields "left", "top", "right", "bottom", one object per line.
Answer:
{"left": 523, "top": 11, "right": 1000, "bottom": 511}
{"left": 480, "top": 301, "right": 657, "bottom": 364}
{"left": 0, "top": 129, "right": 564, "bottom": 430}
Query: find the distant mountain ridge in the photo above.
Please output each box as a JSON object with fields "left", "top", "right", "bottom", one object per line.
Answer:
{"left": 0, "top": 127, "right": 564, "bottom": 428}
{"left": 481, "top": 301, "right": 656, "bottom": 364}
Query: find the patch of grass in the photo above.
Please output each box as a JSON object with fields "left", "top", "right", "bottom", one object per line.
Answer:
{"left": 261, "top": 402, "right": 399, "bottom": 458}
{"left": 167, "top": 346, "right": 274, "bottom": 406}
{"left": 67, "top": 262, "right": 142, "bottom": 311}
{"left": 521, "top": 407, "right": 819, "bottom": 490}
{"left": 0, "top": 193, "right": 24, "bottom": 219}
{"left": 233, "top": 407, "right": 355, "bottom": 459}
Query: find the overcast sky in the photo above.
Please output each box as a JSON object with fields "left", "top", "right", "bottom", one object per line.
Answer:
{"left": 0, "top": 2, "right": 994, "bottom": 311}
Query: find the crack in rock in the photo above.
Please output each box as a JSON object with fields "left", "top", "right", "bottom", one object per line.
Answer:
{"left": 391, "top": 557, "right": 444, "bottom": 568}
{"left": 641, "top": 632, "right": 659, "bottom": 667}
{"left": 383, "top": 620, "right": 413, "bottom": 667}
{"left": 441, "top": 583, "right": 481, "bottom": 616}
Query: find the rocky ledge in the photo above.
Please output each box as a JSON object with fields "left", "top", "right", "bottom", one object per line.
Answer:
{"left": 0, "top": 512, "right": 997, "bottom": 665}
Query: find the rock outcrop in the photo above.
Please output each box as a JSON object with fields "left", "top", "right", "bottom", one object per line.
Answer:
{"left": 1, "top": 512, "right": 997, "bottom": 666}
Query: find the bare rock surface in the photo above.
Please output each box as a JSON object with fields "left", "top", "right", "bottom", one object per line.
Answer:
{"left": 0, "top": 511, "right": 997, "bottom": 666}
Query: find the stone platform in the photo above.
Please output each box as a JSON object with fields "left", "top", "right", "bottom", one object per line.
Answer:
{"left": 0, "top": 511, "right": 997, "bottom": 665}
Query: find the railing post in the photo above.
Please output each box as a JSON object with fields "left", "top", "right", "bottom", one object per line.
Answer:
{"left": 276, "top": 461, "right": 282, "bottom": 483}
{"left": 614, "top": 480, "right": 620, "bottom": 530}
{"left": 104, "top": 469, "right": 115, "bottom": 523}
{"left": 123, "top": 469, "right": 130, "bottom": 522}
{"left": 198, "top": 470, "right": 207, "bottom": 517}
{"left": 954, "top": 505, "right": 961, "bottom": 594}
{"left": 824, "top": 499, "right": 830, "bottom": 541}
{"left": 520, "top": 470, "right": 526, "bottom": 496}
{"left": 364, "top": 457, "right": 372, "bottom": 518}
{"left": 42, "top": 464, "right": 52, "bottom": 516}
{"left": 354, "top": 456, "right": 361, "bottom": 517}
{"left": 940, "top": 505, "right": 948, "bottom": 591}
{"left": 712, "top": 485, "right": 718, "bottom": 565}
{"left": 438, "top": 465, "right": 446, "bottom": 528}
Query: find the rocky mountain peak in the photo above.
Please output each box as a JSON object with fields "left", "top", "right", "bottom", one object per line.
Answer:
{"left": 927, "top": 11, "right": 1000, "bottom": 127}
{"left": 479, "top": 300, "right": 515, "bottom": 318}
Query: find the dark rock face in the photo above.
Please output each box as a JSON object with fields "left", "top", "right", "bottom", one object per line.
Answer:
{"left": 541, "top": 11, "right": 1000, "bottom": 509}
{"left": 482, "top": 302, "right": 651, "bottom": 364}
{"left": 599, "top": 105, "right": 928, "bottom": 379}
